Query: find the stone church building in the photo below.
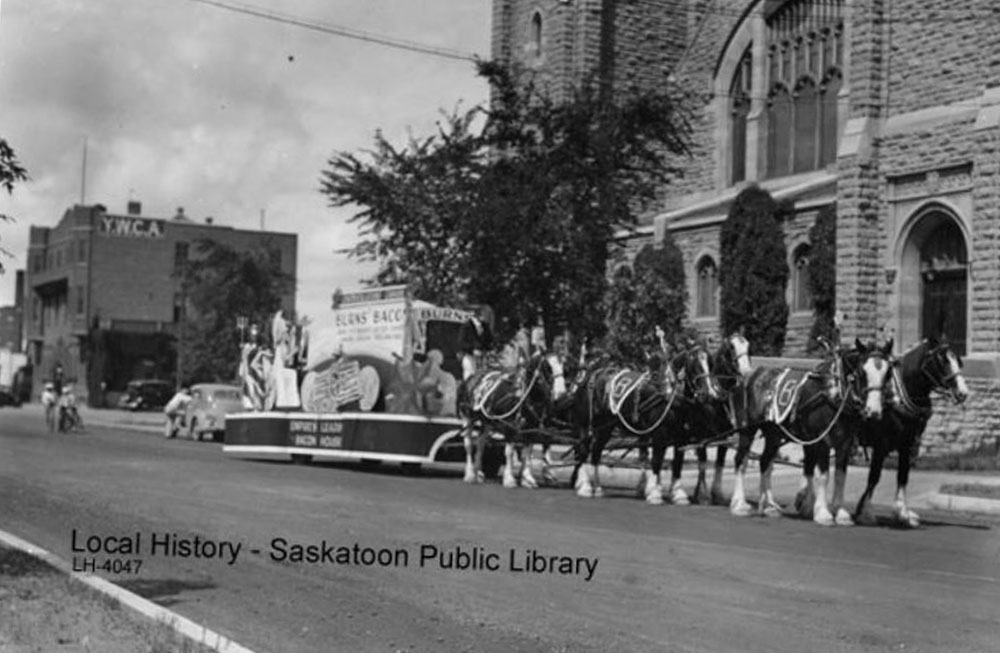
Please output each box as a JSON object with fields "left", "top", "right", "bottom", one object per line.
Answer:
{"left": 491, "top": 0, "right": 1000, "bottom": 452}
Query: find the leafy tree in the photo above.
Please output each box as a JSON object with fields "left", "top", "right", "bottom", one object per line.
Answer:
{"left": 320, "top": 61, "right": 691, "bottom": 343}
{"left": 604, "top": 238, "right": 688, "bottom": 363}
{"left": 319, "top": 112, "right": 483, "bottom": 307}
{"left": 177, "top": 239, "right": 294, "bottom": 384}
{"left": 0, "top": 138, "right": 29, "bottom": 273}
{"left": 719, "top": 186, "right": 790, "bottom": 356}
{"left": 806, "top": 203, "right": 837, "bottom": 353}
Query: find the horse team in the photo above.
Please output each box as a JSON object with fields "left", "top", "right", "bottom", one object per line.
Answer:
{"left": 456, "top": 329, "right": 969, "bottom": 529}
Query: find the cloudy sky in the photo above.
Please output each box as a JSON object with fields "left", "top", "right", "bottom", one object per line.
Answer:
{"left": 0, "top": 0, "right": 491, "bottom": 318}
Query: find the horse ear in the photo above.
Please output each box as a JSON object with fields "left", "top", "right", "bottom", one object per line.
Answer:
{"left": 855, "top": 337, "right": 866, "bottom": 352}
{"left": 881, "top": 338, "right": 894, "bottom": 356}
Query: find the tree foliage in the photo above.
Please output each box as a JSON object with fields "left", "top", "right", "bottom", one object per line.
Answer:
{"left": 0, "top": 138, "right": 29, "bottom": 273}
{"left": 806, "top": 203, "right": 837, "bottom": 353}
{"left": 319, "top": 61, "right": 691, "bottom": 343}
{"left": 604, "top": 239, "right": 688, "bottom": 363}
{"left": 719, "top": 186, "right": 790, "bottom": 356}
{"left": 177, "top": 239, "right": 294, "bottom": 384}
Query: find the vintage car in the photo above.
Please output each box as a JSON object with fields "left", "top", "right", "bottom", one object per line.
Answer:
{"left": 117, "top": 380, "right": 174, "bottom": 412}
{"left": 185, "top": 383, "right": 243, "bottom": 441}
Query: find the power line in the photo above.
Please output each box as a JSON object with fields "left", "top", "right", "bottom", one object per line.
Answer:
{"left": 185, "top": 0, "right": 481, "bottom": 62}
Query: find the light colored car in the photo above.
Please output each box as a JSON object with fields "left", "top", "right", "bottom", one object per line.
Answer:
{"left": 184, "top": 384, "right": 243, "bottom": 441}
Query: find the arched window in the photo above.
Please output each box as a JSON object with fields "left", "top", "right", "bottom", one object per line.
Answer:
{"left": 530, "top": 12, "right": 543, "bottom": 58}
{"left": 792, "top": 244, "right": 813, "bottom": 312}
{"left": 696, "top": 257, "right": 718, "bottom": 318}
{"left": 767, "top": 86, "right": 793, "bottom": 177}
{"left": 765, "top": 0, "right": 843, "bottom": 178}
{"left": 730, "top": 48, "right": 752, "bottom": 184}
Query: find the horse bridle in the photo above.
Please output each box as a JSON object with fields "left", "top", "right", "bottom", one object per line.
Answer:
{"left": 672, "top": 347, "right": 716, "bottom": 403}
{"left": 919, "top": 344, "right": 965, "bottom": 403}
{"left": 847, "top": 349, "right": 892, "bottom": 407}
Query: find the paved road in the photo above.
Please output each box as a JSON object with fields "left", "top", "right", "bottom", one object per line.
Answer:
{"left": 1, "top": 409, "right": 998, "bottom": 652}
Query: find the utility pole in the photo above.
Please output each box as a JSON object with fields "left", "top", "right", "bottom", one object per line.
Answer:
{"left": 80, "top": 137, "right": 88, "bottom": 204}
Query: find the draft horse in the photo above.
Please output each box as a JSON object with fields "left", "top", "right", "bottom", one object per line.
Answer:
{"left": 572, "top": 343, "right": 718, "bottom": 503}
{"left": 729, "top": 338, "right": 894, "bottom": 523}
{"left": 666, "top": 333, "right": 753, "bottom": 507}
{"left": 787, "top": 338, "right": 895, "bottom": 526}
{"left": 457, "top": 351, "right": 566, "bottom": 488}
{"left": 854, "top": 337, "right": 968, "bottom": 527}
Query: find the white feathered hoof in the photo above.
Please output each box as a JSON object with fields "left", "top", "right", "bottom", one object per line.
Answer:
{"left": 894, "top": 506, "right": 920, "bottom": 528}
{"left": 813, "top": 506, "right": 835, "bottom": 527}
{"left": 670, "top": 486, "right": 691, "bottom": 507}
{"left": 760, "top": 502, "right": 784, "bottom": 519}
{"left": 730, "top": 500, "right": 753, "bottom": 517}
{"left": 521, "top": 468, "right": 538, "bottom": 489}
{"left": 644, "top": 475, "right": 663, "bottom": 505}
{"left": 835, "top": 508, "right": 854, "bottom": 526}
{"left": 593, "top": 485, "right": 605, "bottom": 499}
{"left": 463, "top": 463, "right": 477, "bottom": 484}
{"left": 502, "top": 467, "right": 518, "bottom": 489}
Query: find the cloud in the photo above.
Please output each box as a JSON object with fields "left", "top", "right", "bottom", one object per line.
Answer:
{"left": 0, "top": 0, "right": 491, "bottom": 319}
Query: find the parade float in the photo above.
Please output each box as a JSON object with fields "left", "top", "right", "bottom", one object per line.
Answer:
{"left": 223, "top": 285, "right": 477, "bottom": 468}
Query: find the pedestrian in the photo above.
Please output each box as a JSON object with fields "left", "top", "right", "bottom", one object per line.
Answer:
{"left": 163, "top": 386, "right": 192, "bottom": 439}
{"left": 41, "top": 382, "right": 57, "bottom": 431}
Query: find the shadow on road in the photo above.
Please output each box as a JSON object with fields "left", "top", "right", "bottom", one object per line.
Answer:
{"left": 117, "top": 578, "right": 217, "bottom": 607}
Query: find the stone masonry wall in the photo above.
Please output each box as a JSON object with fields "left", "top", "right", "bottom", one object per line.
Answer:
{"left": 922, "top": 378, "right": 1000, "bottom": 457}
{"left": 886, "top": 1, "right": 1000, "bottom": 115}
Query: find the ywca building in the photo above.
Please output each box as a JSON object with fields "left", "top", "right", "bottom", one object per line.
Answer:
{"left": 24, "top": 201, "right": 297, "bottom": 406}
{"left": 493, "top": 0, "right": 1000, "bottom": 452}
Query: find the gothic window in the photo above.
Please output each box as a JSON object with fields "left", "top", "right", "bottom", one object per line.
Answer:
{"left": 730, "top": 49, "right": 752, "bottom": 184}
{"left": 530, "top": 12, "right": 543, "bottom": 58}
{"left": 792, "top": 244, "right": 812, "bottom": 312}
{"left": 765, "top": 0, "right": 843, "bottom": 178}
{"left": 696, "top": 257, "right": 718, "bottom": 318}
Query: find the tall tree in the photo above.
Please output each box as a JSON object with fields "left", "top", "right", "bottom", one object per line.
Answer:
{"left": 806, "top": 203, "right": 837, "bottom": 353}
{"left": 719, "top": 186, "right": 790, "bottom": 356}
{"left": 0, "top": 138, "right": 29, "bottom": 273}
{"left": 319, "top": 111, "right": 483, "bottom": 307}
{"left": 604, "top": 238, "right": 688, "bottom": 363}
{"left": 319, "top": 61, "right": 691, "bottom": 343}
{"left": 177, "top": 239, "right": 294, "bottom": 383}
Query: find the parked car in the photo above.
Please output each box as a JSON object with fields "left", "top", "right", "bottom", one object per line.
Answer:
{"left": 117, "top": 380, "right": 174, "bottom": 412}
{"left": 185, "top": 383, "right": 243, "bottom": 442}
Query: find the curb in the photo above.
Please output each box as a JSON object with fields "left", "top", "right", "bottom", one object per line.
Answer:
{"left": 0, "top": 528, "right": 256, "bottom": 653}
{"left": 926, "top": 492, "right": 1000, "bottom": 516}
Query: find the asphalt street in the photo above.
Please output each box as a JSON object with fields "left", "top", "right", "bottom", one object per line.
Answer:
{"left": 1, "top": 409, "right": 998, "bottom": 653}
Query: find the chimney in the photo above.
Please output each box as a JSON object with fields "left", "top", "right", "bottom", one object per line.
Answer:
{"left": 127, "top": 200, "right": 142, "bottom": 215}
{"left": 14, "top": 270, "right": 24, "bottom": 308}
{"left": 205, "top": 216, "right": 214, "bottom": 225}
{"left": 174, "top": 207, "right": 186, "bottom": 221}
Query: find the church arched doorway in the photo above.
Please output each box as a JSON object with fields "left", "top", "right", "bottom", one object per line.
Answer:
{"left": 898, "top": 207, "right": 968, "bottom": 355}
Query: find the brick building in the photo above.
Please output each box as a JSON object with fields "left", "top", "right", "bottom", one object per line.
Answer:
{"left": 493, "top": 0, "right": 1000, "bottom": 453}
{"left": 25, "top": 201, "right": 297, "bottom": 406}
{"left": 0, "top": 271, "right": 25, "bottom": 351}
